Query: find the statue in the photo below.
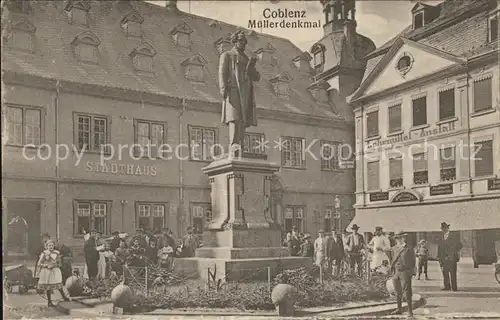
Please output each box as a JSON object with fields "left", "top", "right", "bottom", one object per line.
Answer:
{"left": 218, "top": 31, "right": 260, "bottom": 155}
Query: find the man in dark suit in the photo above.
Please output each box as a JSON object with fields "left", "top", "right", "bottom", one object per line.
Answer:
{"left": 110, "top": 231, "right": 121, "bottom": 252}
{"left": 83, "top": 229, "right": 99, "bottom": 281}
{"left": 437, "top": 222, "right": 462, "bottom": 291}
{"left": 345, "top": 224, "right": 365, "bottom": 276}
{"left": 390, "top": 231, "right": 415, "bottom": 317}
{"left": 328, "top": 230, "right": 345, "bottom": 277}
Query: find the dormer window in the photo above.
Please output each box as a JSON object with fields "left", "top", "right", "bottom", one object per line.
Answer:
{"left": 270, "top": 72, "right": 292, "bottom": 97}
{"left": 6, "top": 0, "right": 31, "bottom": 14}
{"left": 308, "top": 80, "right": 330, "bottom": 103}
{"left": 8, "top": 18, "right": 36, "bottom": 52}
{"left": 72, "top": 31, "right": 100, "bottom": 63}
{"left": 255, "top": 43, "right": 277, "bottom": 66}
{"left": 181, "top": 53, "right": 207, "bottom": 82}
{"left": 170, "top": 22, "right": 193, "bottom": 48}
{"left": 214, "top": 37, "right": 232, "bottom": 55}
{"left": 310, "top": 43, "right": 325, "bottom": 71}
{"left": 395, "top": 53, "right": 414, "bottom": 76}
{"left": 130, "top": 43, "right": 156, "bottom": 74}
{"left": 121, "top": 11, "right": 144, "bottom": 38}
{"left": 292, "top": 52, "right": 312, "bottom": 73}
{"left": 65, "top": 0, "right": 91, "bottom": 26}
{"left": 413, "top": 12, "right": 424, "bottom": 29}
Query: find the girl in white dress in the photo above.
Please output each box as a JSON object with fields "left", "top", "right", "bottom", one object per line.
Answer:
{"left": 369, "top": 227, "right": 391, "bottom": 270}
{"left": 314, "top": 230, "right": 328, "bottom": 267}
{"left": 36, "top": 240, "right": 70, "bottom": 306}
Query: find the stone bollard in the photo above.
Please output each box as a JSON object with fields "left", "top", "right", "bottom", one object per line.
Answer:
{"left": 271, "top": 284, "right": 298, "bottom": 317}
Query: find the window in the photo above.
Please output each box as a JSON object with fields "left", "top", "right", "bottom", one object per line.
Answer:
{"left": 473, "top": 78, "right": 493, "bottom": 113}
{"left": 5, "top": 106, "right": 41, "bottom": 146}
{"left": 76, "top": 43, "right": 97, "bottom": 62}
{"left": 489, "top": 16, "right": 498, "bottom": 42}
{"left": 136, "top": 203, "right": 167, "bottom": 232}
{"left": 74, "top": 200, "right": 110, "bottom": 235}
{"left": 412, "top": 96, "right": 427, "bottom": 127}
{"left": 185, "top": 65, "right": 204, "bottom": 82}
{"left": 74, "top": 113, "right": 109, "bottom": 152}
{"left": 243, "top": 132, "right": 266, "bottom": 156}
{"left": 68, "top": 8, "right": 88, "bottom": 26}
{"left": 126, "top": 21, "right": 141, "bottom": 37}
{"left": 321, "top": 140, "right": 340, "bottom": 171}
{"left": 413, "top": 152, "right": 428, "bottom": 184}
{"left": 284, "top": 206, "right": 304, "bottom": 233}
{"left": 439, "top": 89, "right": 455, "bottom": 120}
{"left": 366, "top": 161, "right": 380, "bottom": 191}
{"left": 134, "top": 55, "right": 153, "bottom": 73}
{"left": 313, "top": 50, "right": 324, "bottom": 68}
{"left": 12, "top": 30, "right": 33, "bottom": 51}
{"left": 189, "top": 126, "right": 217, "bottom": 161}
{"left": 282, "top": 137, "right": 305, "bottom": 168}
{"left": 366, "top": 111, "right": 379, "bottom": 138}
{"left": 275, "top": 82, "right": 290, "bottom": 96}
{"left": 324, "top": 206, "right": 341, "bottom": 233}
{"left": 414, "top": 12, "right": 424, "bottom": 29}
{"left": 72, "top": 32, "right": 100, "bottom": 64}
{"left": 474, "top": 140, "right": 493, "bottom": 177}
{"left": 389, "top": 157, "right": 403, "bottom": 188}
{"left": 191, "top": 203, "right": 212, "bottom": 234}
{"left": 134, "top": 120, "right": 166, "bottom": 158}
{"left": 440, "top": 147, "right": 456, "bottom": 181}
{"left": 173, "top": 33, "right": 190, "bottom": 47}
{"left": 388, "top": 104, "right": 402, "bottom": 133}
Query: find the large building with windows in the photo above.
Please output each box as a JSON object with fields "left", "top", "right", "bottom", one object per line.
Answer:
{"left": 348, "top": 0, "right": 500, "bottom": 262}
{"left": 1, "top": 0, "right": 374, "bottom": 257}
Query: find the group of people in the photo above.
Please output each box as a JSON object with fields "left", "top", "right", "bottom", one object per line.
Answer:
{"left": 83, "top": 226, "right": 201, "bottom": 281}
{"left": 284, "top": 222, "right": 463, "bottom": 317}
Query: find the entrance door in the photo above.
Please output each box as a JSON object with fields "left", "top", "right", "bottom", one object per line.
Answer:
{"left": 473, "top": 229, "right": 498, "bottom": 265}
{"left": 6, "top": 199, "right": 41, "bottom": 257}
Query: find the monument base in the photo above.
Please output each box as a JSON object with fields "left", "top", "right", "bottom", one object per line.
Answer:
{"left": 174, "top": 256, "right": 313, "bottom": 281}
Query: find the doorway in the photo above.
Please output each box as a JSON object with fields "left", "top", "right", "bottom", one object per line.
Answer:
{"left": 5, "top": 199, "right": 41, "bottom": 257}
{"left": 473, "top": 229, "right": 498, "bottom": 266}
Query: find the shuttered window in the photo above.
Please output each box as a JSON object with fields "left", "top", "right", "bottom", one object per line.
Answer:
{"left": 389, "top": 157, "right": 403, "bottom": 188}
{"left": 388, "top": 104, "right": 402, "bottom": 133}
{"left": 366, "top": 111, "right": 379, "bottom": 138}
{"left": 490, "top": 16, "right": 498, "bottom": 42}
{"left": 473, "top": 78, "right": 493, "bottom": 113}
{"left": 439, "top": 89, "right": 455, "bottom": 120}
{"left": 440, "top": 147, "right": 456, "bottom": 181}
{"left": 412, "top": 96, "right": 427, "bottom": 126}
{"left": 474, "top": 140, "right": 493, "bottom": 177}
{"left": 367, "top": 161, "right": 380, "bottom": 191}
{"left": 413, "top": 153, "right": 428, "bottom": 184}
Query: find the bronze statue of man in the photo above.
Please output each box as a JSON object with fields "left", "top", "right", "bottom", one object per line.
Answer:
{"left": 218, "top": 31, "right": 260, "bottom": 152}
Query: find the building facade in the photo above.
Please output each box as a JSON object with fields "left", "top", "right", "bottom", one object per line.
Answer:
{"left": 348, "top": 0, "right": 500, "bottom": 262}
{"left": 1, "top": 0, "right": 374, "bottom": 257}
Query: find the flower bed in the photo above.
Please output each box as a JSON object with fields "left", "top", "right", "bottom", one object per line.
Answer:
{"left": 112, "top": 266, "right": 389, "bottom": 312}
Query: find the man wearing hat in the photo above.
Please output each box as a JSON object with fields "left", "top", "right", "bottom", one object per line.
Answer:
{"left": 328, "top": 229, "right": 345, "bottom": 277}
{"left": 83, "top": 229, "right": 99, "bottom": 281}
{"left": 437, "top": 222, "right": 462, "bottom": 291}
{"left": 390, "top": 231, "right": 415, "bottom": 317}
{"left": 110, "top": 231, "right": 121, "bottom": 252}
{"left": 129, "top": 228, "right": 148, "bottom": 248}
{"left": 288, "top": 226, "right": 301, "bottom": 256}
{"left": 299, "top": 234, "right": 314, "bottom": 258}
{"left": 345, "top": 224, "right": 365, "bottom": 276}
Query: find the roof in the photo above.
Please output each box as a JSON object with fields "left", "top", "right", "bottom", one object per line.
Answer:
{"left": 366, "top": 0, "right": 495, "bottom": 59}
{"left": 1, "top": 0, "right": 340, "bottom": 120}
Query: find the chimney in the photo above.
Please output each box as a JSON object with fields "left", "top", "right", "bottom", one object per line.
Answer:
{"left": 344, "top": 20, "right": 357, "bottom": 43}
{"left": 165, "top": 0, "right": 178, "bottom": 11}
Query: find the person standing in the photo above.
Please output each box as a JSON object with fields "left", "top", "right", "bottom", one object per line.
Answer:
{"left": 83, "top": 230, "right": 99, "bottom": 281}
{"left": 57, "top": 240, "right": 73, "bottom": 284}
{"left": 314, "top": 230, "right": 328, "bottom": 268}
{"left": 437, "top": 222, "right": 462, "bottom": 291}
{"left": 390, "top": 231, "right": 415, "bottom": 317}
{"left": 369, "top": 227, "right": 391, "bottom": 271}
{"left": 110, "top": 231, "right": 121, "bottom": 252}
{"left": 158, "top": 228, "right": 176, "bottom": 250}
{"left": 129, "top": 229, "right": 148, "bottom": 249}
{"left": 345, "top": 224, "right": 365, "bottom": 276}
{"left": 36, "top": 240, "right": 70, "bottom": 306}
{"left": 182, "top": 227, "right": 199, "bottom": 257}
{"left": 299, "top": 234, "right": 314, "bottom": 258}
{"left": 328, "top": 230, "right": 345, "bottom": 277}
{"left": 287, "top": 229, "right": 301, "bottom": 256}
{"left": 416, "top": 239, "right": 430, "bottom": 280}
{"left": 113, "top": 240, "right": 129, "bottom": 276}
{"left": 145, "top": 237, "right": 159, "bottom": 266}
{"left": 35, "top": 233, "right": 51, "bottom": 281}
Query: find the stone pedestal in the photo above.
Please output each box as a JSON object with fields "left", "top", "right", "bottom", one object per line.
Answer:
{"left": 186, "top": 156, "right": 312, "bottom": 281}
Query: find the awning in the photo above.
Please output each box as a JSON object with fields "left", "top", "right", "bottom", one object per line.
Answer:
{"left": 349, "top": 197, "right": 500, "bottom": 233}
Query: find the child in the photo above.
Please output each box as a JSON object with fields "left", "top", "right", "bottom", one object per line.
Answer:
{"left": 158, "top": 245, "right": 175, "bottom": 272}
{"left": 374, "top": 260, "right": 390, "bottom": 275}
{"left": 416, "top": 239, "right": 429, "bottom": 280}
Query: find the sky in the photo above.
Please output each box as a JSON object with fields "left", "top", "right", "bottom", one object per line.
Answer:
{"left": 147, "top": 0, "right": 442, "bottom": 52}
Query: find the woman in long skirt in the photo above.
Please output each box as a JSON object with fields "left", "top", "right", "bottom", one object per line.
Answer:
{"left": 36, "top": 240, "right": 70, "bottom": 306}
